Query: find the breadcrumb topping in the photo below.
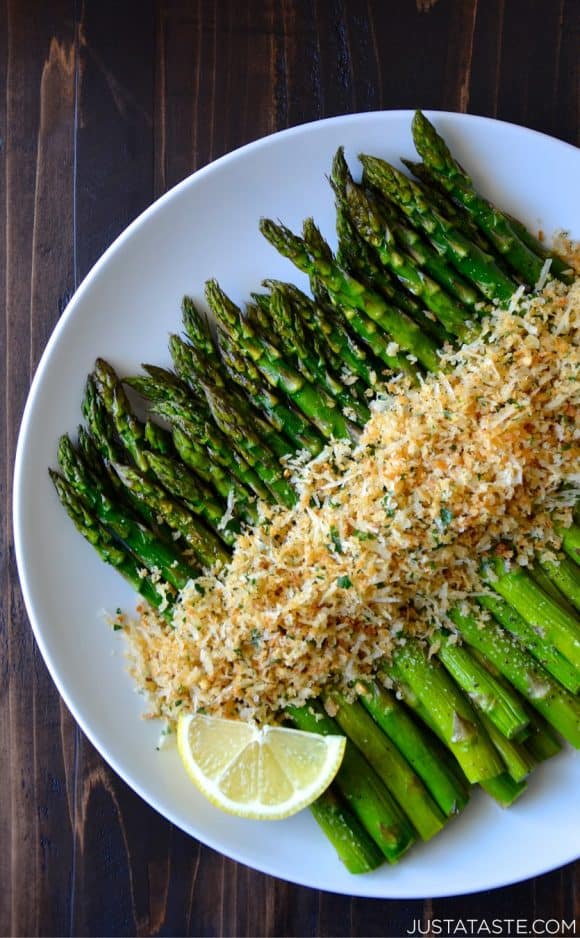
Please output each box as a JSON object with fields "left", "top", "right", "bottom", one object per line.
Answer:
{"left": 126, "top": 279, "right": 580, "bottom": 724}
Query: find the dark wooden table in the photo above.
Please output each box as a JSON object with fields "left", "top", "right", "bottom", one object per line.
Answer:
{"left": 2, "top": 2, "right": 578, "bottom": 935}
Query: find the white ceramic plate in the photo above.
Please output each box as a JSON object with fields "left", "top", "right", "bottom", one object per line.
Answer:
{"left": 14, "top": 111, "right": 580, "bottom": 897}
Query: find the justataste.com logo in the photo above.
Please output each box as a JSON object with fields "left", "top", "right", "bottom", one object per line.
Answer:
{"left": 406, "top": 919, "right": 577, "bottom": 936}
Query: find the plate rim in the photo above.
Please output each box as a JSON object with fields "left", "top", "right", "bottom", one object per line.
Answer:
{"left": 13, "top": 108, "right": 580, "bottom": 898}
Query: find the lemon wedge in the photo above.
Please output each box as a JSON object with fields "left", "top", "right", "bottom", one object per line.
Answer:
{"left": 177, "top": 712, "right": 346, "bottom": 820}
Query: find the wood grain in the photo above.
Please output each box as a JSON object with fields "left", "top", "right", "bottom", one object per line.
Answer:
{"left": 2, "top": 0, "right": 578, "bottom": 935}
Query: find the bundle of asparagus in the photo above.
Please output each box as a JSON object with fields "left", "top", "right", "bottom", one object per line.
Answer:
{"left": 50, "top": 112, "right": 579, "bottom": 874}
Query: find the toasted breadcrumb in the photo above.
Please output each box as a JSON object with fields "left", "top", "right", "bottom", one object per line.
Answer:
{"left": 126, "top": 278, "right": 580, "bottom": 725}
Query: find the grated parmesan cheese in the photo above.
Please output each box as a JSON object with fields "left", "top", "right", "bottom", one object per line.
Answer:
{"left": 126, "top": 278, "right": 580, "bottom": 725}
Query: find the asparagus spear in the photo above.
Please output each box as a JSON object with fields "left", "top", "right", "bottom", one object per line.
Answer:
{"left": 217, "top": 328, "right": 324, "bottom": 456}
{"left": 411, "top": 110, "right": 571, "bottom": 286}
{"left": 327, "top": 692, "right": 447, "bottom": 841}
{"left": 479, "top": 713, "right": 536, "bottom": 784}
{"left": 112, "top": 462, "right": 230, "bottom": 568}
{"left": 334, "top": 203, "right": 451, "bottom": 346}
{"left": 558, "top": 523, "right": 580, "bottom": 567}
{"left": 82, "top": 374, "right": 125, "bottom": 464}
{"left": 80, "top": 383, "right": 186, "bottom": 541}
{"left": 434, "top": 631, "right": 530, "bottom": 740}
{"left": 477, "top": 594, "right": 580, "bottom": 695}
{"left": 403, "top": 157, "right": 569, "bottom": 287}
{"left": 524, "top": 711, "right": 563, "bottom": 762}
{"left": 358, "top": 681, "right": 469, "bottom": 817}
{"left": 145, "top": 451, "right": 241, "bottom": 546}
{"left": 251, "top": 284, "right": 370, "bottom": 416}
{"left": 201, "top": 382, "right": 297, "bottom": 508}
{"left": 485, "top": 557, "right": 580, "bottom": 672}
{"left": 170, "top": 424, "right": 259, "bottom": 525}
{"left": 169, "top": 331, "right": 297, "bottom": 460}
{"left": 267, "top": 285, "right": 371, "bottom": 426}
{"left": 360, "top": 154, "right": 518, "bottom": 304}
{"left": 92, "top": 358, "right": 150, "bottom": 471}
{"left": 401, "top": 158, "right": 497, "bottom": 255}
{"left": 262, "top": 278, "right": 384, "bottom": 396}
{"left": 394, "top": 675, "right": 528, "bottom": 807}
{"left": 331, "top": 147, "right": 481, "bottom": 316}
{"left": 387, "top": 639, "right": 503, "bottom": 784}
{"left": 479, "top": 773, "right": 527, "bottom": 808}
{"left": 90, "top": 359, "right": 243, "bottom": 545}
{"left": 50, "top": 470, "right": 175, "bottom": 622}
{"left": 260, "top": 217, "right": 439, "bottom": 373}
{"left": 308, "top": 786, "right": 384, "bottom": 873}
{"left": 530, "top": 564, "right": 579, "bottom": 617}
{"left": 206, "top": 278, "right": 356, "bottom": 441}
{"left": 537, "top": 554, "right": 580, "bottom": 613}
{"left": 144, "top": 418, "right": 174, "bottom": 456}
{"left": 272, "top": 262, "right": 394, "bottom": 388}
{"left": 449, "top": 607, "right": 580, "bottom": 747}
{"left": 276, "top": 270, "right": 416, "bottom": 389}
{"left": 144, "top": 393, "right": 274, "bottom": 504}
{"left": 466, "top": 646, "right": 566, "bottom": 763}
{"left": 288, "top": 703, "right": 416, "bottom": 863}
{"left": 339, "top": 183, "right": 474, "bottom": 340}
{"left": 57, "top": 434, "right": 198, "bottom": 591}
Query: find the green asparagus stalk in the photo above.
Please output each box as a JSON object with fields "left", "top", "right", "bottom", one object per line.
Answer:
{"left": 206, "top": 278, "right": 356, "bottom": 441}
{"left": 146, "top": 395, "right": 274, "bottom": 504}
{"left": 288, "top": 703, "right": 416, "bottom": 863}
{"left": 112, "top": 462, "right": 230, "bottom": 568}
{"left": 331, "top": 147, "right": 482, "bottom": 316}
{"left": 479, "top": 773, "right": 527, "bottom": 808}
{"left": 411, "top": 110, "right": 571, "bottom": 286}
{"left": 404, "top": 155, "right": 572, "bottom": 286}
{"left": 478, "top": 713, "right": 535, "bottom": 783}
{"left": 358, "top": 681, "right": 469, "bottom": 816}
{"left": 144, "top": 418, "right": 174, "bottom": 456}
{"left": 82, "top": 375, "right": 125, "bottom": 464}
{"left": 50, "top": 470, "right": 175, "bottom": 622}
{"left": 449, "top": 607, "right": 580, "bottom": 747}
{"left": 477, "top": 593, "right": 580, "bottom": 695}
{"left": 530, "top": 564, "right": 579, "bottom": 617}
{"left": 201, "top": 382, "right": 297, "bottom": 508}
{"left": 80, "top": 384, "right": 182, "bottom": 539}
{"left": 169, "top": 332, "right": 298, "bottom": 460}
{"left": 260, "top": 217, "right": 438, "bottom": 373}
{"left": 339, "top": 183, "right": 474, "bottom": 340}
{"left": 485, "top": 557, "right": 580, "bottom": 671}
{"left": 465, "top": 646, "right": 566, "bottom": 762}
{"left": 57, "top": 435, "right": 198, "bottom": 591}
{"left": 387, "top": 639, "right": 503, "bottom": 783}
{"left": 396, "top": 673, "right": 529, "bottom": 807}
{"left": 92, "top": 358, "right": 150, "bottom": 472}
{"left": 360, "top": 154, "right": 518, "bottom": 304}
{"left": 262, "top": 279, "right": 380, "bottom": 399}
{"left": 145, "top": 451, "right": 241, "bottom": 546}
{"left": 434, "top": 631, "right": 530, "bottom": 740}
{"left": 537, "top": 554, "right": 580, "bottom": 613}
{"left": 170, "top": 424, "right": 259, "bottom": 526}
{"left": 327, "top": 692, "right": 447, "bottom": 840}
{"left": 401, "top": 158, "right": 497, "bottom": 255}
{"left": 558, "top": 523, "right": 580, "bottom": 567}
{"left": 308, "top": 786, "right": 384, "bottom": 873}
{"left": 217, "top": 328, "right": 325, "bottom": 456}
{"left": 335, "top": 203, "right": 451, "bottom": 346}
{"left": 267, "top": 286, "right": 371, "bottom": 426}
{"left": 263, "top": 279, "right": 390, "bottom": 390}
{"left": 524, "top": 711, "right": 563, "bottom": 762}
{"left": 90, "top": 359, "right": 243, "bottom": 546}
